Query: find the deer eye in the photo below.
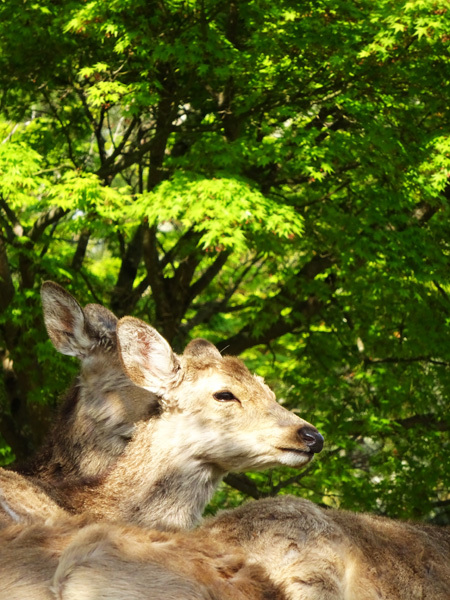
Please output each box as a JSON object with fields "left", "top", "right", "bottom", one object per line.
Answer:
{"left": 213, "top": 391, "right": 238, "bottom": 402}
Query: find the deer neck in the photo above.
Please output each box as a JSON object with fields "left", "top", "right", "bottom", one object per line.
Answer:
{"left": 72, "top": 414, "right": 224, "bottom": 531}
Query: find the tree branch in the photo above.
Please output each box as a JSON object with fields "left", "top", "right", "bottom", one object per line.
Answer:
{"left": 143, "top": 223, "right": 174, "bottom": 339}
{"left": 17, "top": 206, "right": 69, "bottom": 289}
{"left": 366, "top": 356, "right": 450, "bottom": 368}
{"left": 219, "top": 254, "right": 335, "bottom": 354}
{"left": 42, "top": 89, "right": 79, "bottom": 168}
{"left": 76, "top": 87, "right": 107, "bottom": 168}
{"left": 0, "top": 195, "right": 23, "bottom": 236}
{"left": 395, "top": 414, "right": 447, "bottom": 432}
{"left": 220, "top": 296, "right": 323, "bottom": 355}
{"left": 71, "top": 229, "right": 91, "bottom": 272}
{"left": 27, "top": 206, "right": 69, "bottom": 243}
{"left": 223, "top": 473, "right": 263, "bottom": 499}
{"left": 111, "top": 224, "right": 145, "bottom": 315}
{"left": 0, "top": 235, "right": 14, "bottom": 312}
{"left": 95, "top": 138, "right": 154, "bottom": 181}
{"left": 181, "top": 255, "right": 263, "bottom": 336}
{"left": 103, "top": 116, "right": 140, "bottom": 167}
{"left": 187, "top": 250, "right": 231, "bottom": 304}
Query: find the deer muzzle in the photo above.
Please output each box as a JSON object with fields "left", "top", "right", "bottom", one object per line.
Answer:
{"left": 297, "top": 426, "right": 324, "bottom": 454}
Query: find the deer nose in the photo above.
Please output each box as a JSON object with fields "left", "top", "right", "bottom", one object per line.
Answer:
{"left": 298, "top": 426, "right": 324, "bottom": 453}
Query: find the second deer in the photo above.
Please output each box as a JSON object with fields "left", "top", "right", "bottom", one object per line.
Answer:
{"left": 4, "top": 495, "right": 448, "bottom": 600}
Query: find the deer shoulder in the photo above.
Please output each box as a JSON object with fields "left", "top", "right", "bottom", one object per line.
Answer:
{"left": 201, "top": 495, "right": 450, "bottom": 600}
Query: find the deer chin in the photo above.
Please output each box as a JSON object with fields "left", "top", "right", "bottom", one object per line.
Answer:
{"left": 276, "top": 448, "right": 313, "bottom": 467}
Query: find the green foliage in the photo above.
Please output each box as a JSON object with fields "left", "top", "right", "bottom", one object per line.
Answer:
{"left": 0, "top": 0, "right": 449, "bottom": 521}
{"left": 135, "top": 172, "right": 303, "bottom": 252}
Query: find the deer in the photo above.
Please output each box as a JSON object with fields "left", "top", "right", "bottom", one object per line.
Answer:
{"left": 196, "top": 495, "right": 450, "bottom": 600}
{"left": 19, "top": 281, "right": 160, "bottom": 484}
{"left": 49, "top": 496, "right": 450, "bottom": 600}
{"left": 1, "top": 281, "right": 159, "bottom": 527}
{"left": 3, "top": 287, "right": 446, "bottom": 599}
{"left": 5, "top": 495, "right": 448, "bottom": 600}
{"left": 1, "top": 282, "right": 323, "bottom": 532}
{"left": 52, "top": 520, "right": 283, "bottom": 600}
{"left": 0, "top": 468, "right": 66, "bottom": 528}
{"left": 1, "top": 282, "right": 323, "bottom": 599}
{"left": 49, "top": 314, "right": 323, "bottom": 530}
{"left": 0, "top": 514, "right": 283, "bottom": 600}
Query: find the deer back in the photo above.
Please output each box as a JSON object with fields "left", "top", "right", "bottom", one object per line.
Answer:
{"left": 0, "top": 515, "right": 282, "bottom": 600}
{"left": 52, "top": 522, "right": 281, "bottom": 600}
{"left": 201, "top": 496, "right": 450, "bottom": 600}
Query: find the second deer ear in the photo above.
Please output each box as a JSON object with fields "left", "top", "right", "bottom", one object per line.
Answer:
{"left": 84, "top": 304, "right": 118, "bottom": 350}
{"left": 117, "top": 317, "right": 182, "bottom": 395}
{"left": 183, "top": 338, "right": 222, "bottom": 361}
{"left": 41, "top": 281, "right": 92, "bottom": 358}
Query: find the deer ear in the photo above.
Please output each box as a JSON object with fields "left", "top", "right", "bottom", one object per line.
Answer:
{"left": 117, "top": 317, "right": 181, "bottom": 395}
{"left": 41, "top": 282, "right": 92, "bottom": 357}
{"left": 183, "top": 338, "right": 222, "bottom": 361}
{"left": 83, "top": 304, "right": 118, "bottom": 350}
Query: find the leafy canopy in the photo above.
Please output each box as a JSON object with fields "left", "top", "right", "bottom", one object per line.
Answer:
{"left": 0, "top": 0, "right": 449, "bottom": 522}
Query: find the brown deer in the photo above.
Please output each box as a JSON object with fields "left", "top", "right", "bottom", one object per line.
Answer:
{"left": 2, "top": 285, "right": 446, "bottom": 599}
{"left": 1, "top": 282, "right": 323, "bottom": 531}
{"left": 1, "top": 281, "right": 159, "bottom": 526}
{"left": 52, "top": 520, "right": 281, "bottom": 600}
{"left": 5, "top": 495, "right": 448, "bottom": 600}
{"left": 0, "top": 283, "right": 320, "bottom": 600}
{"left": 22, "top": 281, "right": 160, "bottom": 483}
{"left": 198, "top": 495, "right": 450, "bottom": 600}
{"left": 0, "top": 468, "right": 65, "bottom": 528}
{"left": 0, "top": 513, "right": 282, "bottom": 600}
{"left": 52, "top": 314, "right": 323, "bottom": 530}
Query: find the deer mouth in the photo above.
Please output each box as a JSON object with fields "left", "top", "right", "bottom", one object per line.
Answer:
{"left": 278, "top": 447, "right": 312, "bottom": 457}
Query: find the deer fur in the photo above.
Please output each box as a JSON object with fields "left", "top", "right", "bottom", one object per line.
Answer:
{"left": 22, "top": 281, "right": 159, "bottom": 483}
{"left": 53, "top": 520, "right": 281, "bottom": 600}
{"left": 199, "top": 495, "right": 450, "bottom": 600}
{"left": 4, "top": 496, "right": 447, "bottom": 600}
{"left": 0, "top": 469, "right": 65, "bottom": 528}
{"left": 2, "top": 284, "right": 446, "bottom": 599}
{"left": 0, "top": 514, "right": 282, "bottom": 600}
{"left": 1, "top": 283, "right": 322, "bottom": 531}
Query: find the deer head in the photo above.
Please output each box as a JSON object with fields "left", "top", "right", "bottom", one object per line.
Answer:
{"left": 35, "top": 282, "right": 158, "bottom": 482}
{"left": 62, "top": 317, "right": 322, "bottom": 529}
{"left": 117, "top": 316, "right": 323, "bottom": 475}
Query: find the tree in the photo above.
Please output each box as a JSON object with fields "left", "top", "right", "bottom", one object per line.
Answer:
{"left": 0, "top": 0, "right": 449, "bottom": 521}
